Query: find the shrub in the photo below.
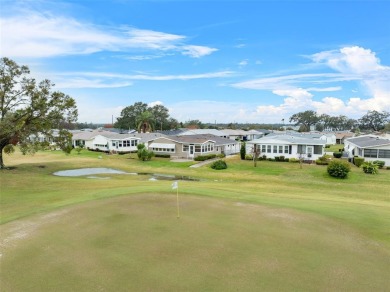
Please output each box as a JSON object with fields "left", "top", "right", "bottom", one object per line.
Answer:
{"left": 362, "top": 162, "right": 379, "bottom": 174}
{"left": 387, "top": 166, "right": 390, "bottom": 170}
{"left": 245, "top": 154, "right": 253, "bottom": 160}
{"left": 315, "top": 160, "right": 328, "bottom": 165}
{"left": 210, "top": 160, "right": 227, "bottom": 170}
{"left": 137, "top": 143, "right": 154, "bottom": 161}
{"left": 289, "top": 158, "right": 300, "bottom": 163}
{"left": 262, "top": 155, "right": 267, "bottom": 160}
{"left": 155, "top": 154, "right": 170, "bottom": 158}
{"left": 279, "top": 156, "right": 285, "bottom": 161}
{"left": 333, "top": 152, "right": 342, "bottom": 158}
{"left": 373, "top": 160, "right": 385, "bottom": 169}
{"left": 316, "top": 154, "right": 331, "bottom": 165}
{"left": 284, "top": 158, "right": 289, "bottom": 162}
{"left": 194, "top": 154, "right": 217, "bottom": 161}
{"left": 274, "top": 156, "right": 280, "bottom": 161}
{"left": 325, "top": 144, "right": 331, "bottom": 148}
{"left": 353, "top": 157, "right": 365, "bottom": 167}
{"left": 268, "top": 158, "right": 274, "bottom": 161}
{"left": 327, "top": 160, "right": 351, "bottom": 179}
{"left": 217, "top": 153, "right": 226, "bottom": 158}
{"left": 240, "top": 143, "right": 246, "bottom": 160}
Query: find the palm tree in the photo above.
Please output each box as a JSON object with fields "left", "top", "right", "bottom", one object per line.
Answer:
{"left": 136, "top": 111, "right": 155, "bottom": 133}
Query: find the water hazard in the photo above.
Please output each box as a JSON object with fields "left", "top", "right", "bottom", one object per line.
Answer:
{"left": 53, "top": 168, "right": 199, "bottom": 181}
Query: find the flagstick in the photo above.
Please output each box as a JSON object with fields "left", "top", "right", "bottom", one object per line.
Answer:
{"left": 176, "top": 186, "right": 180, "bottom": 219}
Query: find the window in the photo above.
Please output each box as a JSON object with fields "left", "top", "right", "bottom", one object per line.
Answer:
{"left": 183, "top": 144, "right": 189, "bottom": 152}
{"left": 364, "top": 149, "right": 378, "bottom": 158}
{"left": 284, "top": 146, "right": 289, "bottom": 154}
{"left": 262, "top": 145, "right": 266, "bottom": 153}
{"left": 358, "top": 148, "right": 363, "bottom": 156}
{"left": 297, "top": 145, "right": 306, "bottom": 154}
{"left": 314, "top": 145, "right": 322, "bottom": 155}
{"left": 195, "top": 145, "right": 201, "bottom": 152}
{"left": 278, "top": 145, "right": 283, "bottom": 153}
{"left": 267, "top": 145, "right": 271, "bottom": 153}
{"left": 378, "top": 150, "right": 390, "bottom": 158}
{"left": 273, "top": 145, "right": 277, "bottom": 153}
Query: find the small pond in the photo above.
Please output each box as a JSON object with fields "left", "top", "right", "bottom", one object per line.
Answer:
{"left": 53, "top": 168, "right": 199, "bottom": 181}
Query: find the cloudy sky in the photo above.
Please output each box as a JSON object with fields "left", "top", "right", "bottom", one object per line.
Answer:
{"left": 1, "top": 0, "right": 389, "bottom": 124}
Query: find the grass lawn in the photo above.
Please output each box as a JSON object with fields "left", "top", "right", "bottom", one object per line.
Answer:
{"left": 1, "top": 150, "right": 390, "bottom": 291}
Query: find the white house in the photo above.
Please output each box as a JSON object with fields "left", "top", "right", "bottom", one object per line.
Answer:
{"left": 72, "top": 130, "right": 165, "bottom": 153}
{"left": 246, "top": 135, "right": 326, "bottom": 161}
{"left": 178, "top": 129, "right": 228, "bottom": 138}
{"left": 344, "top": 135, "right": 390, "bottom": 166}
{"left": 220, "top": 129, "right": 264, "bottom": 141}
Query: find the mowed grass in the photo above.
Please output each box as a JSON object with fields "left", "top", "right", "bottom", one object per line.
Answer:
{"left": 1, "top": 150, "right": 390, "bottom": 291}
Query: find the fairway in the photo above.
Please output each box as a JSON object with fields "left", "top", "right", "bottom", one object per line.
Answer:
{"left": 2, "top": 194, "right": 389, "bottom": 291}
{"left": 1, "top": 151, "right": 390, "bottom": 291}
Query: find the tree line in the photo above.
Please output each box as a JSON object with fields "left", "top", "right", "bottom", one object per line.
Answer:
{"left": 289, "top": 110, "right": 390, "bottom": 132}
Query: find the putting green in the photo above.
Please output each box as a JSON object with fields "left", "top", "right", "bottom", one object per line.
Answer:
{"left": 1, "top": 194, "right": 389, "bottom": 291}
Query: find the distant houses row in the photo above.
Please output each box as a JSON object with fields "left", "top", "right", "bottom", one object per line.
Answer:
{"left": 31, "top": 127, "right": 390, "bottom": 166}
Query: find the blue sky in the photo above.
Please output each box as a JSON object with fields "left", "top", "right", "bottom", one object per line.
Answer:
{"left": 1, "top": 0, "right": 390, "bottom": 124}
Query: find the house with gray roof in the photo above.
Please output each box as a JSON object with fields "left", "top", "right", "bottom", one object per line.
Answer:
{"left": 344, "top": 135, "right": 390, "bottom": 166}
{"left": 220, "top": 129, "right": 264, "bottom": 141}
{"left": 147, "top": 134, "right": 240, "bottom": 159}
{"left": 246, "top": 135, "right": 326, "bottom": 161}
{"left": 72, "top": 130, "right": 165, "bottom": 153}
{"left": 177, "top": 129, "right": 228, "bottom": 138}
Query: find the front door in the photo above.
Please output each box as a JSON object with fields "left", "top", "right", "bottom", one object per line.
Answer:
{"left": 307, "top": 146, "right": 313, "bottom": 158}
{"left": 189, "top": 144, "right": 195, "bottom": 158}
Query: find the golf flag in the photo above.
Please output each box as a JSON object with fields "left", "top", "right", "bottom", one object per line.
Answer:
{"left": 172, "top": 181, "right": 180, "bottom": 218}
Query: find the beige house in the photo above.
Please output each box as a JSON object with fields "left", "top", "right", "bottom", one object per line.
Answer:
{"left": 147, "top": 134, "right": 240, "bottom": 159}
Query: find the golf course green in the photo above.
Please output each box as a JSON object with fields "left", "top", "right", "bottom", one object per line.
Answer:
{"left": 1, "top": 150, "right": 389, "bottom": 291}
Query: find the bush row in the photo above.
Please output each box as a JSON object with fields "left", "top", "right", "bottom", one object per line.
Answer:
{"left": 194, "top": 154, "right": 217, "bottom": 161}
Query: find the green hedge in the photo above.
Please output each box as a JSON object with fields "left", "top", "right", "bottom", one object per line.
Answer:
{"left": 155, "top": 154, "right": 171, "bottom": 158}
{"left": 353, "top": 157, "right": 364, "bottom": 167}
{"left": 194, "top": 154, "right": 217, "bottom": 161}
{"left": 333, "top": 152, "right": 343, "bottom": 158}
{"left": 373, "top": 160, "right": 385, "bottom": 169}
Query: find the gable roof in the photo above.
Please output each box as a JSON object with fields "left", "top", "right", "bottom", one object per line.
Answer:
{"left": 247, "top": 135, "right": 326, "bottom": 145}
{"left": 153, "top": 134, "right": 239, "bottom": 146}
{"left": 346, "top": 135, "right": 390, "bottom": 148}
{"left": 178, "top": 129, "right": 227, "bottom": 137}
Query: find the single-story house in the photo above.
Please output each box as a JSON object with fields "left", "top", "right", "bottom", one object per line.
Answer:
{"left": 72, "top": 130, "right": 165, "bottom": 153}
{"left": 220, "top": 129, "right": 264, "bottom": 141}
{"left": 177, "top": 129, "right": 228, "bottom": 138}
{"left": 147, "top": 134, "right": 240, "bottom": 159}
{"left": 246, "top": 135, "right": 326, "bottom": 161}
{"left": 344, "top": 135, "right": 390, "bottom": 166}
{"left": 268, "top": 131, "right": 336, "bottom": 145}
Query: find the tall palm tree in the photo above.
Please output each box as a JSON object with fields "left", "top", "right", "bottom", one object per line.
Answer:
{"left": 136, "top": 111, "right": 155, "bottom": 133}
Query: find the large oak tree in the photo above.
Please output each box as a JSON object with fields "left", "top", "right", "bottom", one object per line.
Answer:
{"left": 0, "top": 58, "right": 78, "bottom": 169}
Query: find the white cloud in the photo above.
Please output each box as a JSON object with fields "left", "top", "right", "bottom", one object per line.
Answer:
{"left": 148, "top": 101, "right": 164, "bottom": 107}
{"left": 0, "top": 11, "right": 217, "bottom": 58}
{"left": 181, "top": 45, "right": 218, "bottom": 58}
{"left": 51, "top": 70, "right": 234, "bottom": 88}
{"left": 238, "top": 59, "right": 248, "bottom": 67}
{"left": 233, "top": 46, "right": 390, "bottom": 119}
